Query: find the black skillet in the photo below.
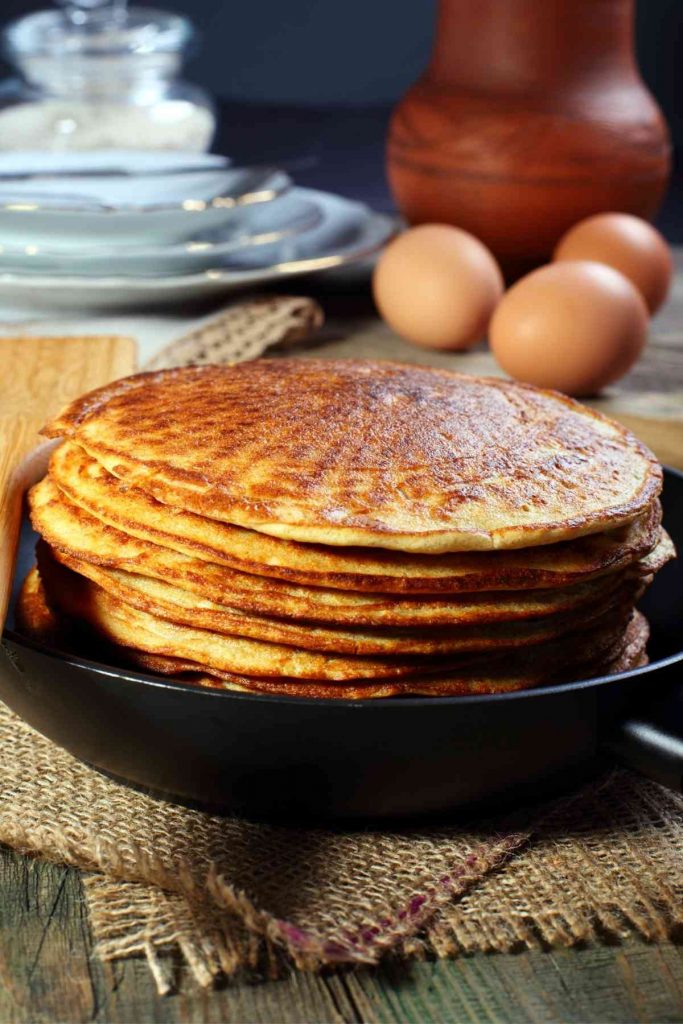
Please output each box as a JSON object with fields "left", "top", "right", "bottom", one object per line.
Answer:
{"left": 1, "top": 454, "right": 681, "bottom": 821}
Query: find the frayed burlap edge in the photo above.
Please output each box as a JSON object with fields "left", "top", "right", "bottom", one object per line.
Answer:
{"left": 82, "top": 772, "right": 683, "bottom": 992}
{"left": 82, "top": 830, "right": 529, "bottom": 992}
{"left": 4, "top": 809, "right": 529, "bottom": 976}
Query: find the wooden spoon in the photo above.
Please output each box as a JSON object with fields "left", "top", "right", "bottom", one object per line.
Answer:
{"left": 0, "top": 335, "right": 136, "bottom": 632}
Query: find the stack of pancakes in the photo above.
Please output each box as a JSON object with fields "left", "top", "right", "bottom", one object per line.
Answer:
{"left": 19, "top": 360, "right": 673, "bottom": 699}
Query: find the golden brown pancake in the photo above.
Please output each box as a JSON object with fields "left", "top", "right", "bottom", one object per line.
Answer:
{"left": 36, "top": 548, "right": 640, "bottom": 680}
{"left": 48, "top": 441, "right": 662, "bottom": 595}
{"left": 131, "top": 611, "right": 649, "bottom": 698}
{"left": 31, "top": 474, "right": 659, "bottom": 630}
{"left": 25, "top": 359, "right": 673, "bottom": 700}
{"left": 14, "top": 565, "right": 63, "bottom": 645}
{"left": 637, "top": 531, "right": 676, "bottom": 576}
{"left": 44, "top": 360, "right": 661, "bottom": 553}
{"left": 44, "top": 542, "right": 646, "bottom": 656}
{"left": 17, "top": 567, "right": 648, "bottom": 699}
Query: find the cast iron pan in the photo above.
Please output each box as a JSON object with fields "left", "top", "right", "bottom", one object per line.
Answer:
{"left": 1, "top": 459, "right": 681, "bottom": 821}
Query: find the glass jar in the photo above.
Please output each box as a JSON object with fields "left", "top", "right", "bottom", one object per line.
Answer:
{"left": 0, "top": 0, "right": 216, "bottom": 151}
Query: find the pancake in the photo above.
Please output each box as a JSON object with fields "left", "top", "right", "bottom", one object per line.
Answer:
{"left": 48, "top": 441, "right": 662, "bottom": 595}
{"left": 35, "top": 550, "right": 447, "bottom": 681}
{"left": 26, "top": 358, "right": 673, "bottom": 701}
{"left": 17, "top": 568, "right": 647, "bottom": 699}
{"left": 131, "top": 611, "right": 649, "bottom": 698}
{"left": 152, "top": 608, "right": 651, "bottom": 697}
{"left": 636, "top": 531, "right": 676, "bottom": 576}
{"left": 44, "top": 542, "right": 646, "bottom": 656}
{"left": 37, "top": 549, "right": 637, "bottom": 680}
{"left": 31, "top": 474, "right": 655, "bottom": 628}
{"left": 14, "top": 564, "right": 64, "bottom": 646}
{"left": 44, "top": 360, "right": 661, "bottom": 553}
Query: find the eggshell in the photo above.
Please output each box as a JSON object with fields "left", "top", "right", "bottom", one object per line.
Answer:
{"left": 373, "top": 224, "right": 504, "bottom": 350}
{"left": 554, "top": 213, "right": 672, "bottom": 313}
{"left": 489, "top": 261, "right": 649, "bottom": 396}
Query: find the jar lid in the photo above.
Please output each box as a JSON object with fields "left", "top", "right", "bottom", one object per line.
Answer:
{"left": 4, "top": 3, "right": 194, "bottom": 61}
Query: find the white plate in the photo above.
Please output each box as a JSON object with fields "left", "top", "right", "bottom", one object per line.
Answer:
{"left": 0, "top": 165, "right": 290, "bottom": 247}
{"left": 0, "top": 193, "right": 322, "bottom": 276}
{"left": 0, "top": 192, "right": 394, "bottom": 310}
{"left": 0, "top": 150, "right": 231, "bottom": 177}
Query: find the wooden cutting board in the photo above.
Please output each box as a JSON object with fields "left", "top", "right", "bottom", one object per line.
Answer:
{"left": 0, "top": 335, "right": 136, "bottom": 630}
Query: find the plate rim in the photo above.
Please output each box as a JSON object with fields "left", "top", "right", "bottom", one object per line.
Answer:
{"left": 0, "top": 206, "right": 396, "bottom": 292}
{"left": 0, "top": 192, "right": 323, "bottom": 263}
{"left": 0, "top": 167, "right": 290, "bottom": 217}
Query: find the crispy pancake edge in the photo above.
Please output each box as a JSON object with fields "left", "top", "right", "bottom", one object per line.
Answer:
{"left": 47, "top": 443, "right": 663, "bottom": 594}
{"left": 17, "top": 569, "right": 649, "bottom": 700}
{"left": 46, "top": 542, "right": 648, "bottom": 656}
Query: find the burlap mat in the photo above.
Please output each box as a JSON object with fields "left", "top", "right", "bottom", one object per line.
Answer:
{"left": 1, "top": 703, "right": 681, "bottom": 992}
{"left": 144, "top": 295, "right": 325, "bottom": 371}
{"left": 2, "top": 293, "right": 681, "bottom": 991}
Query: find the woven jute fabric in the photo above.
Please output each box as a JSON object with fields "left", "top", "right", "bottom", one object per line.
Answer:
{"left": 144, "top": 295, "right": 325, "bottom": 371}
{"left": 0, "top": 704, "right": 681, "bottom": 992}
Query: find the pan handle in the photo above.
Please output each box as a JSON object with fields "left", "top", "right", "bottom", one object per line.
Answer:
{"left": 602, "top": 682, "right": 683, "bottom": 792}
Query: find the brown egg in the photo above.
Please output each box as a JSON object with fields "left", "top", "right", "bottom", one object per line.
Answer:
{"left": 373, "top": 224, "right": 504, "bottom": 350}
{"left": 554, "top": 213, "right": 672, "bottom": 313}
{"left": 489, "top": 261, "right": 648, "bottom": 396}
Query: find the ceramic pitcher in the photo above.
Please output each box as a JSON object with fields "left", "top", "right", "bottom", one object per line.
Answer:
{"left": 387, "top": 0, "right": 671, "bottom": 275}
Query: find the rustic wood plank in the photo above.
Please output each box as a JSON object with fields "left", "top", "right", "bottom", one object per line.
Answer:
{"left": 0, "top": 335, "right": 135, "bottom": 633}
{"left": 1, "top": 841, "right": 682, "bottom": 1023}
{"left": 340, "top": 946, "right": 683, "bottom": 1024}
{"left": 0, "top": 845, "right": 101, "bottom": 1024}
{"left": 96, "top": 960, "right": 362, "bottom": 1024}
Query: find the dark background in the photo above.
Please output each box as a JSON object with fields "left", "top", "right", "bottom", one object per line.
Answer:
{"left": 0, "top": 1, "right": 681, "bottom": 228}
{"left": 1, "top": 0, "right": 679, "bottom": 129}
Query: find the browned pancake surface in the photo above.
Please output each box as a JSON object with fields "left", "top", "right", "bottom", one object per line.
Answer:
{"left": 133, "top": 611, "right": 649, "bottom": 699}
{"left": 44, "top": 360, "right": 661, "bottom": 552}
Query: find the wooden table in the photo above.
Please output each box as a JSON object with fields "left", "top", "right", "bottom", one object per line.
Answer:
{"left": 1, "top": 271, "right": 683, "bottom": 1024}
{"left": 1, "top": 846, "right": 682, "bottom": 1023}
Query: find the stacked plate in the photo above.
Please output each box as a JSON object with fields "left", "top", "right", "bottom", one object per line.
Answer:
{"left": 0, "top": 150, "right": 394, "bottom": 309}
{"left": 20, "top": 360, "right": 673, "bottom": 701}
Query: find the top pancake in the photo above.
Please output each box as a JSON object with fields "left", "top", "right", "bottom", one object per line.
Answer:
{"left": 33, "top": 472, "right": 660, "bottom": 626}
{"left": 44, "top": 359, "right": 662, "bottom": 553}
{"left": 49, "top": 440, "right": 663, "bottom": 594}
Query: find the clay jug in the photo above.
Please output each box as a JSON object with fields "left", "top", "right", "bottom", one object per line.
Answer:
{"left": 387, "top": 0, "right": 671, "bottom": 276}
